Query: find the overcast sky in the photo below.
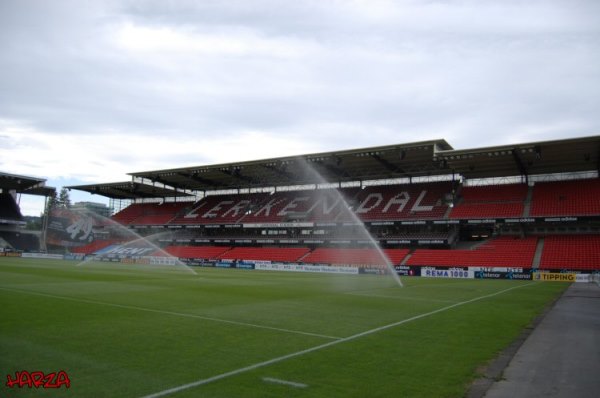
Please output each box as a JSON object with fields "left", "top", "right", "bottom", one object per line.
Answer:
{"left": 1, "top": 0, "right": 599, "bottom": 215}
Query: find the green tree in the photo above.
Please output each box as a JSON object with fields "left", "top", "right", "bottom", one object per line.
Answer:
{"left": 45, "top": 190, "right": 57, "bottom": 213}
{"left": 57, "top": 187, "right": 71, "bottom": 208}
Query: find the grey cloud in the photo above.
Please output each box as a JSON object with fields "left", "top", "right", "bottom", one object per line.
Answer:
{"left": 0, "top": 0, "right": 599, "bottom": 148}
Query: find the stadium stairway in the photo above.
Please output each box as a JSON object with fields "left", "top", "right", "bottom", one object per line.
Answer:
{"left": 443, "top": 182, "right": 459, "bottom": 219}
{"left": 522, "top": 185, "right": 534, "bottom": 217}
{"left": 297, "top": 250, "right": 311, "bottom": 263}
{"left": 0, "top": 237, "right": 12, "bottom": 250}
{"left": 400, "top": 249, "right": 414, "bottom": 265}
{"left": 443, "top": 203, "right": 454, "bottom": 219}
{"left": 454, "top": 240, "right": 488, "bottom": 250}
{"left": 531, "top": 237, "right": 545, "bottom": 269}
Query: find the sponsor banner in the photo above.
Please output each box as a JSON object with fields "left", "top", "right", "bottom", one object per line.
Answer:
{"left": 256, "top": 239, "right": 276, "bottom": 244}
{"left": 180, "top": 258, "right": 217, "bottom": 267}
{"left": 533, "top": 272, "right": 577, "bottom": 282}
{"left": 421, "top": 268, "right": 474, "bottom": 279}
{"left": 180, "top": 258, "right": 201, "bottom": 266}
{"left": 474, "top": 271, "right": 532, "bottom": 280}
{"left": 1, "top": 251, "right": 22, "bottom": 258}
{"left": 180, "top": 259, "right": 215, "bottom": 267}
{"left": 100, "top": 257, "right": 121, "bottom": 263}
{"left": 120, "top": 258, "right": 140, "bottom": 264}
{"left": 120, "top": 257, "right": 150, "bottom": 265}
{"left": 64, "top": 253, "right": 85, "bottom": 261}
{"left": 236, "top": 262, "right": 255, "bottom": 270}
{"left": 315, "top": 222, "right": 338, "bottom": 227}
{"left": 394, "top": 265, "right": 415, "bottom": 276}
{"left": 243, "top": 222, "right": 314, "bottom": 228}
{"left": 216, "top": 262, "right": 233, "bottom": 268}
{"left": 0, "top": 218, "right": 25, "bottom": 225}
{"left": 21, "top": 252, "right": 62, "bottom": 260}
{"left": 416, "top": 239, "right": 447, "bottom": 245}
{"left": 143, "top": 256, "right": 180, "bottom": 266}
{"left": 466, "top": 219, "right": 498, "bottom": 224}
{"left": 433, "top": 220, "right": 460, "bottom": 225}
{"left": 542, "top": 217, "right": 578, "bottom": 223}
{"left": 360, "top": 267, "right": 387, "bottom": 275}
{"left": 386, "top": 239, "right": 448, "bottom": 245}
{"left": 576, "top": 274, "right": 590, "bottom": 283}
{"left": 471, "top": 267, "right": 524, "bottom": 273}
{"left": 255, "top": 263, "right": 359, "bottom": 275}
{"left": 251, "top": 260, "right": 272, "bottom": 266}
{"left": 504, "top": 218, "right": 535, "bottom": 223}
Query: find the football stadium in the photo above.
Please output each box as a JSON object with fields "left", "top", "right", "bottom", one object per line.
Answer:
{"left": 1, "top": 135, "right": 599, "bottom": 397}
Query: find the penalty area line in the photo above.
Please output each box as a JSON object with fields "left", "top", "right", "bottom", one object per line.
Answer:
{"left": 140, "top": 282, "right": 535, "bottom": 398}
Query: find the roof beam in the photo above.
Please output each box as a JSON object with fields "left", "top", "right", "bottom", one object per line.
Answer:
{"left": 316, "top": 161, "right": 351, "bottom": 180}
{"left": 261, "top": 163, "right": 297, "bottom": 182}
{"left": 147, "top": 175, "right": 176, "bottom": 189}
{"left": 177, "top": 172, "right": 220, "bottom": 188}
{"left": 369, "top": 153, "right": 406, "bottom": 174}
{"left": 511, "top": 148, "right": 529, "bottom": 180}
{"left": 109, "top": 185, "right": 145, "bottom": 199}
{"left": 219, "top": 168, "right": 261, "bottom": 185}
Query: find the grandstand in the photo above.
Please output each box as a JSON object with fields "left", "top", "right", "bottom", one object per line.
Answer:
{"left": 61, "top": 135, "right": 599, "bottom": 275}
{"left": 0, "top": 172, "right": 55, "bottom": 252}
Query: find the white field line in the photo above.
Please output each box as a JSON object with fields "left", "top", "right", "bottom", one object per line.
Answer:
{"left": 345, "top": 292, "right": 457, "bottom": 303}
{"left": 262, "top": 377, "right": 308, "bottom": 388}
{"left": 140, "top": 282, "right": 536, "bottom": 398}
{"left": 0, "top": 286, "right": 340, "bottom": 340}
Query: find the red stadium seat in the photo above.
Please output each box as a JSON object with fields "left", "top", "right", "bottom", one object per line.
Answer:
{"left": 539, "top": 235, "right": 600, "bottom": 270}
{"left": 216, "top": 247, "right": 311, "bottom": 262}
{"left": 450, "top": 184, "right": 527, "bottom": 219}
{"left": 407, "top": 237, "right": 538, "bottom": 268}
{"left": 530, "top": 179, "right": 600, "bottom": 216}
{"left": 302, "top": 248, "right": 410, "bottom": 267}
{"left": 163, "top": 245, "right": 232, "bottom": 259}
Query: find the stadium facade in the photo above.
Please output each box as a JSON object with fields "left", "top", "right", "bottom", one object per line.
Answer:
{"left": 3, "top": 135, "right": 599, "bottom": 277}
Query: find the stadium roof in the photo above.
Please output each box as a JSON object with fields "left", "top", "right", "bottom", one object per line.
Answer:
{"left": 0, "top": 172, "right": 56, "bottom": 196}
{"left": 437, "top": 135, "right": 600, "bottom": 179}
{"left": 66, "top": 181, "right": 194, "bottom": 200}
{"left": 67, "top": 135, "right": 600, "bottom": 199}
{"left": 128, "top": 140, "right": 453, "bottom": 193}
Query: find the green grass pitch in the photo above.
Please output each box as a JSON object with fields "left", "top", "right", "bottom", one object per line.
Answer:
{"left": 1, "top": 258, "right": 567, "bottom": 397}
